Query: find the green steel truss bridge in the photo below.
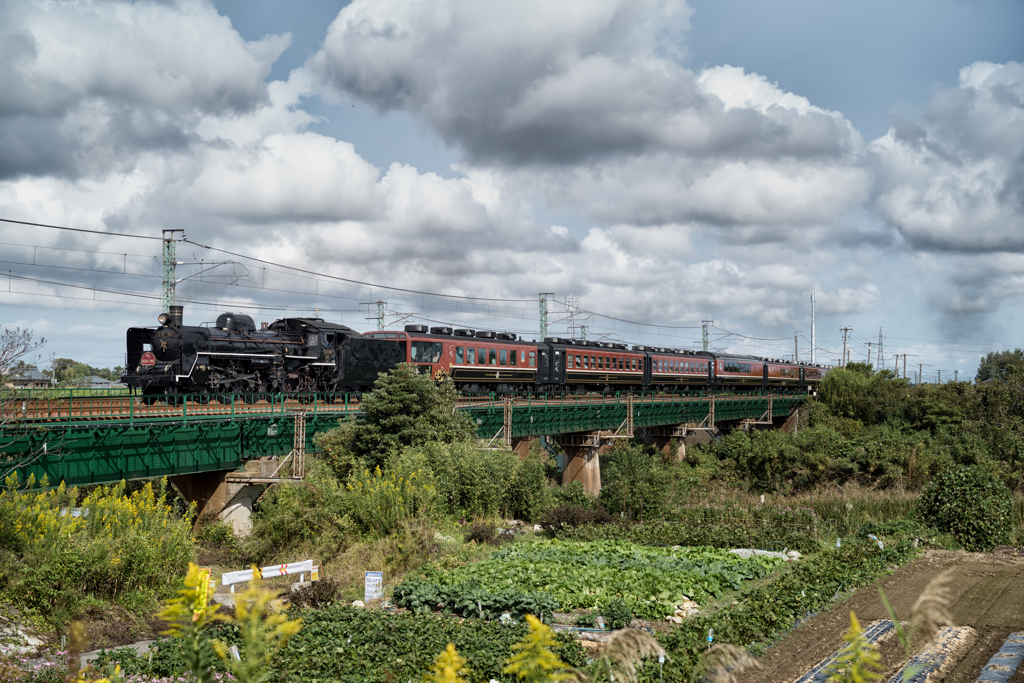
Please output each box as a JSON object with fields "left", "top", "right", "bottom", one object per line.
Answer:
{"left": 1, "top": 389, "right": 808, "bottom": 522}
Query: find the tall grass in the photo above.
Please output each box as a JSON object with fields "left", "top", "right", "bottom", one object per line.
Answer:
{"left": 0, "top": 475, "right": 194, "bottom": 623}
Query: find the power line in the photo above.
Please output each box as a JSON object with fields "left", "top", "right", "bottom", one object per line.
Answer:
{"left": 183, "top": 237, "right": 535, "bottom": 304}
{"left": 0, "top": 217, "right": 163, "bottom": 240}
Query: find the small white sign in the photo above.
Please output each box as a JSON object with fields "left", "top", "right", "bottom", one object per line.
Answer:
{"left": 364, "top": 571, "right": 383, "bottom": 602}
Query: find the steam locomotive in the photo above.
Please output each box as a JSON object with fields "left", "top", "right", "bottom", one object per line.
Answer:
{"left": 122, "top": 305, "right": 828, "bottom": 397}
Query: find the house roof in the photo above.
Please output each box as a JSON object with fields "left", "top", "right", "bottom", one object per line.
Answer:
{"left": 73, "top": 375, "right": 113, "bottom": 385}
{"left": 11, "top": 369, "right": 47, "bottom": 381}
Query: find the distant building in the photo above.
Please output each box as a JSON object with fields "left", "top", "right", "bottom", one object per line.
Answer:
{"left": 5, "top": 368, "right": 50, "bottom": 389}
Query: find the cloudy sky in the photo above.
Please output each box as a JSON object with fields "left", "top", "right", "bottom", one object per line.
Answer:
{"left": 1, "top": 0, "right": 1022, "bottom": 381}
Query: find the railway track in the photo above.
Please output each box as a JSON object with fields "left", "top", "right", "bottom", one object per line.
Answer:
{"left": 0, "top": 390, "right": 788, "bottom": 423}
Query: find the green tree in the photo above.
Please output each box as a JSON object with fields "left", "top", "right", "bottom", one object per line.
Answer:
{"left": 975, "top": 348, "right": 1024, "bottom": 383}
{"left": 345, "top": 364, "right": 476, "bottom": 470}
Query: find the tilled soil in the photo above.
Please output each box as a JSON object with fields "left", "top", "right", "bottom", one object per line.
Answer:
{"left": 735, "top": 549, "right": 1024, "bottom": 683}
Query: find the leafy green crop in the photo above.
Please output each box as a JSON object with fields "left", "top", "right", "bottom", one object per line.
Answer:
{"left": 402, "top": 541, "right": 785, "bottom": 619}
{"left": 394, "top": 579, "right": 559, "bottom": 621}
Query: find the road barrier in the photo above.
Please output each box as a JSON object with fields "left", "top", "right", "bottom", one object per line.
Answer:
{"left": 221, "top": 559, "right": 316, "bottom": 593}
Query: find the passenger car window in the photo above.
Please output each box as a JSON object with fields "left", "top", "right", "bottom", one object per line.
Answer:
{"left": 410, "top": 341, "right": 442, "bottom": 362}
{"left": 478, "top": 348, "right": 487, "bottom": 365}
{"left": 529, "top": 352, "right": 536, "bottom": 367}
{"left": 510, "top": 350, "right": 517, "bottom": 366}
{"left": 456, "top": 346, "right": 464, "bottom": 364}
{"left": 500, "top": 349, "right": 508, "bottom": 365}
{"left": 489, "top": 349, "right": 497, "bottom": 365}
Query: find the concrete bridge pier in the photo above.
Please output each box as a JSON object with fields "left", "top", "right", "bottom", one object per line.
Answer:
{"left": 551, "top": 433, "right": 619, "bottom": 495}
{"left": 649, "top": 425, "right": 717, "bottom": 461}
{"left": 510, "top": 437, "right": 533, "bottom": 459}
{"left": 170, "top": 459, "right": 283, "bottom": 536}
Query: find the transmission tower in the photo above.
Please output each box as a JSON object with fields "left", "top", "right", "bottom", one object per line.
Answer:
{"left": 702, "top": 321, "right": 713, "bottom": 352}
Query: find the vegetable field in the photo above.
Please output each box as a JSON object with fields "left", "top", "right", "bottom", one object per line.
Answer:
{"left": 402, "top": 540, "right": 786, "bottom": 619}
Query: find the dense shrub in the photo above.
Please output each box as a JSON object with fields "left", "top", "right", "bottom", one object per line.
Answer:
{"left": 0, "top": 475, "right": 193, "bottom": 623}
{"left": 395, "top": 442, "right": 548, "bottom": 521}
{"left": 917, "top": 465, "right": 1013, "bottom": 551}
{"left": 540, "top": 504, "right": 611, "bottom": 533}
{"left": 599, "top": 442, "right": 669, "bottom": 520}
{"left": 290, "top": 578, "right": 340, "bottom": 609}
{"left": 243, "top": 459, "right": 352, "bottom": 563}
{"left": 466, "top": 521, "right": 497, "bottom": 545}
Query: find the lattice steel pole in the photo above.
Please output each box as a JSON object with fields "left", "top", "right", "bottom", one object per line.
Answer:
{"left": 539, "top": 293, "right": 553, "bottom": 339}
{"left": 376, "top": 301, "right": 385, "bottom": 331}
{"left": 161, "top": 230, "right": 182, "bottom": 313}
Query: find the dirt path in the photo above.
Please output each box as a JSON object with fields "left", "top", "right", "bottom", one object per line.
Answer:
{"left": 736, "top": 549, "right": 1024, "bottom": 683}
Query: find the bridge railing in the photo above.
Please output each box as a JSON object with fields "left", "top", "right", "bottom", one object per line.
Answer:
{"left": 2, "top": 387, "right": 810, "bottom": 425}
{"left": 0, "top": 391, "right": 364, "bottom": 424}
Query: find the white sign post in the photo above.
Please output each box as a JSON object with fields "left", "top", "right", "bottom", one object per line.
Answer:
{"left": 364, "top": 571, "right": 383, "bottom": 602}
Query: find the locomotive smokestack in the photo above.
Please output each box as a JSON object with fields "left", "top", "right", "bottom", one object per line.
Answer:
{"left": 169, "top": 305, "right": 183, "bottom": 327}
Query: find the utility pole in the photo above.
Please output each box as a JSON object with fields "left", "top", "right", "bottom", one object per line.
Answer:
{"left": 702, "top": 321, "right": 713, "bottom": 352}
{"left": 810, "top": 292, "right": 816, "bottom": 363}
{"left": 161, "top": 229, "right": 184, "bottom": 313}
{"left": 919, "top": 363, "right": 923, "bottom": 384}
{"left": 539, "top": 293, "right": 554, "bottom": 340}
{"left": 794, "top": 332, "right": 801, "bottom": 362}
{"left": 938, "top": 369, "right": 941, "bottom": 383}
{"left": 580, "top": 325, "right": 587, "bottom": 341}
{"left": 376, "top": 301, "right": 385, "bottom": 331}
{"left": 867, "top": 341, "right": 872, "bottom": 368}
{"left": 903, "top": 354, "right": 907, "bottom": 380}
{"left": 955, "top": 370, "right": 959, "bottom": 382}
{"left": 840, "top": 327, "right": 852, "bottom": 368}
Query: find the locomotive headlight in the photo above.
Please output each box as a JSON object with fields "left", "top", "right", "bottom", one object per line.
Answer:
{"left": 158, "top": 313, "right": 171, "bottom": 325}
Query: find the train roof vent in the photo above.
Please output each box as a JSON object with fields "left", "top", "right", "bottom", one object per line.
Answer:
{"left": 543, "top": 336, "right": 559, "bottom": 343}
{"left": 476, "top": 330, "right": 496, "bottom": 339}
{"left": 633, "top": 345, "right": 647, "bottom": 351}
{"left": 599, "top": 342, "right": 614, "bottom": 348}
{"left": 496, "top": 332, "right": 516, "bottom": 341}
{"left": 453, "top": 328, "right": 475, "bottom": 337}
{"left": 430, "top": 326, "right": 453, "bottom": 335}
{"left": 614, "top": 343, "right": 627, "bottom": 349}
{"left": 405, "top": 324, "right": 428, "bottom": 333}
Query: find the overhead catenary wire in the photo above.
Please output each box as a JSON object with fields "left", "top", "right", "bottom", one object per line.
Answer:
{"left": 0, "top": 217, "right": 164, "bottom": 240}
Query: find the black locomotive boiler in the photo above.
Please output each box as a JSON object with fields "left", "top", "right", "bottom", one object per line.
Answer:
{"left": 122, "top": 305, "right": 406, "bottom": 398}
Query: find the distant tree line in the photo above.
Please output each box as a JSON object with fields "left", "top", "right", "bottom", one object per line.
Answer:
{"left": 10, "top": 357, "right": 123, "bottom": 384}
